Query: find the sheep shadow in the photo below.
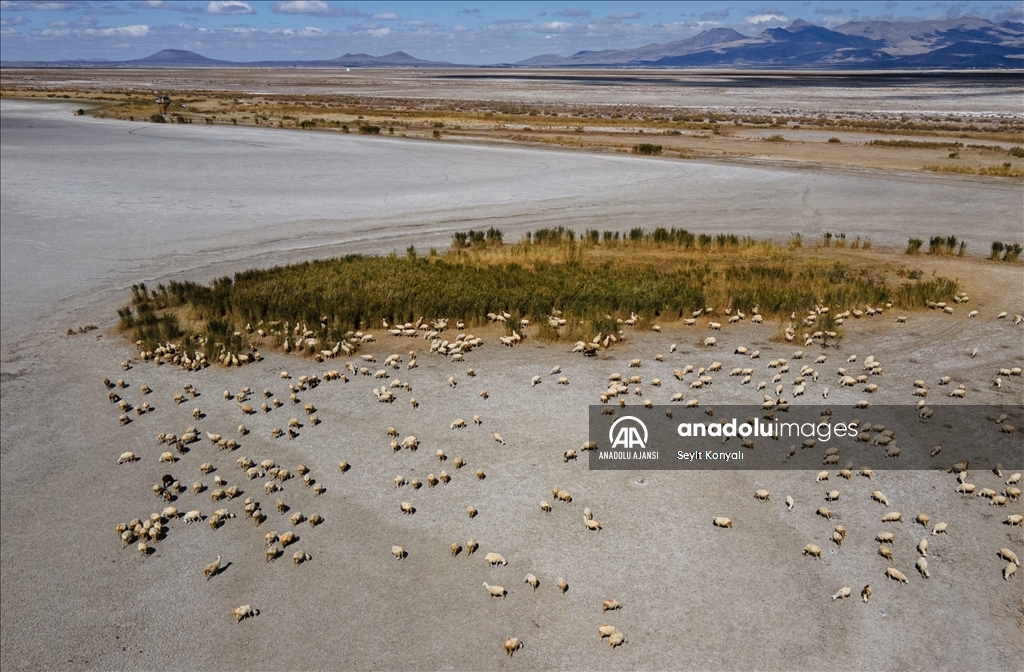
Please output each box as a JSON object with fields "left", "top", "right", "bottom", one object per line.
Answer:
{"left": 210, "top": 562, "right": 232, "bottom": 579}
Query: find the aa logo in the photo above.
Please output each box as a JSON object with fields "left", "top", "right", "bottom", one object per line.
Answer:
{"left": 609, "top": 416, "right": 648, "bottom": 449}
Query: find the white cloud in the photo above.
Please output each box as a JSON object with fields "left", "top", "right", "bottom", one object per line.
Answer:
{"left": 538, "top": 21, "right": 572, "bottom": 31}
{"left": 367, "top": 26, "right": 390, "bottom": 37}
{"left": 0, "top": 15, "right": 30, "bottom": 25}
{"left": 746, "top": 13, "right": 788, "bottom": 24}
{"left": 205, "top": 1, "right": 254, "bottom": 15}
{"left": 270, "top": 1, "right": 360, "bottom": 16}
{"left": 83, "top": 24, "right": 150, "bottom": 36}
{"left": 1, "top": 1, "right": 87, "bottom": 9}
{"left": 372, "top": 12, "right": 399, "bottom": 20}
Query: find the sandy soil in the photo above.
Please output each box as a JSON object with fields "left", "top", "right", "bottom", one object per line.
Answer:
{"left": 1, "top": 99, "right": 1022, "bottom": 671}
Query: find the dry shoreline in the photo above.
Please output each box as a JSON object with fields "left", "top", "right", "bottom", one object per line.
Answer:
{"left": 1, "top": 97, "right": 1022, "bottom": 671}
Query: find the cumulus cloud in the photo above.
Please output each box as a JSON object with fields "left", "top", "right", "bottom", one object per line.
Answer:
{"left": 367, "top": 26, "right": 390, "bottom": 37}
{"left": 538, "top": 20, "right": 572, "bottom": 31}
{"left": 83, "top": 24, "right": 150, "bottom": 36}
{"left": 205, "top": 1, "right": 254, "bottom": 14}
{"left": 270, "top": 1, "right": 361, "bottom": 16}
{"left": 0, "top": 15, "right": 30, "bottom": 25}
{"left": 746, "top": 14, "right": 788, "bottom": 24}
{"left": 372, "top": 12, "right": 399, "bottom": 20}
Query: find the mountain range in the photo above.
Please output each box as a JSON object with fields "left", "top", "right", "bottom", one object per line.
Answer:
{"left": 2, "top": 17, "right": 1021, "bottom": 70}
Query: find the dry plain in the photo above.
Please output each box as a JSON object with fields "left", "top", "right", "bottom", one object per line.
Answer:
{"left": 1, "top": 76, "right": 1023, "bottom": 671}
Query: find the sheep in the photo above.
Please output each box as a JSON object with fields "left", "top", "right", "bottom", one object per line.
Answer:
{"left": 557, "top": 490, "right": 572, "bottom": 503}
{"left": 832, "top": 586, "right": 852, "bottom": 601}
{"left": 233, "top": 605, "right": 258, "bottom": 623}
{"left": 504, "top": 637, "right": 523, "bottom": 657}
{"left": 466, "top": 539, "right": 478, "bottom": 556}
{"left": 279, "top": 531, "right": 296, "bottom": 547}
{"left": 203, "top": 555, "right": 222, "bottom": 580}
{"left": 825, "top": 490, "right": 840, "bottom": 502}
{"left": 118, "top": 451, "right": 137, "bottom": 464}
{"left": 882, "top": 512, "right": 904, "bottom": 523}
{"left": 493, "top": 433, "right": 506, "bottom": 445}
{"left": 878, "top": 545, "right": 894, "bottom": 561}
{"left": 1006, "top": 486, "right": 1021, "bottom": 500}
{"left": 785, "top": 496, "right": 794, "bottom": 511}
{"left": 1005, "top": 563, "right": 1018, "bottom": 580}
{"left": 955, "top": 483, "right": 976, "bottom": 496}
{"left": 803, "top": 544, "right": 822, "bottom": 558}
{"left": 817, "top": 507, "right": 833, "bottom": 520}
{"left": 467, "top": 506, "right": 478, "bottom": 518}
{"left": 1007, "top": 473, "right": 1022, "bottom": 486}
{"left": 585, "top": 518, "right": 602, "bottom": 531}
{"left": 816, "top": 471, "right": 829, "bottom": 482}
{"left": 485, "top": 552, "right": 508, "bottom": 567}
{"left": 454, "top": 457, "right": 466, "bottom": 470}
{"left": 1007, "top": 515, "right": 1024, "bottom": 527}
{"left": 540, "top": 501, "right": 552, "bottom": 513}
{"left": 557, "top": 577, "right": 568, "bottom": 594}
{"left": 886, "top": 567, "right": 908, "bottom": 584}
{"left": 483, "top": 582, "right": 506, "bottom": 600}
{"left": 871, "top": 490, "right": 889, "bottom": 506}
{"left": 476, "top": 469, "right": 486, "bottom": 480}
{"left": 754, "top": 490, "right": 770, "bottom": 502}
{"left": 608, "top": 631, "right": 626, "bottom": 649}
{"left": 861, "top": 585, "right": 872, "bottom": 602}
{"left": 1000, "top": 548, "right": 1021, "bottom": 566}
{"left": 713, "top": 517, "right": 733, "bottom": 529}
{"left": 918, "top": 539, "right": 929, "bottom": 556}
{"left": 400, "top": 502, "right": 415, "bottom": 516}
{"left": 184, "top": 510, "right": 202, "bottom": 524}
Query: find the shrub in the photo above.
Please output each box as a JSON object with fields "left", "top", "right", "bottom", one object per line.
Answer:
{"left": 906, "top": 238, "right": 923, "bottom": 255}
{"left": 763, "top": 134, "right": 785, "bottom": 142}
{"left": 358, "top": 125, "right": 381, "bottom": 135}
{"left": 632, "top": 143, "right": 662, "bottom": 155}
{"left": 74, "top": 108, "right": 85, "bottom": 116}
{"left": 149, "top": 114, "right": 166, "bottom": 123}
{"left": 1009, "top": 146, "right": 1024, "bottom": 158}
{"left": 827, "top": 137, "right": 841, "bottom": 143}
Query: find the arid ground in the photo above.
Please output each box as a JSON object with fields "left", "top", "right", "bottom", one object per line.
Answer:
{"left": 1, "top": 71, "right": 1022, "bottom": 670}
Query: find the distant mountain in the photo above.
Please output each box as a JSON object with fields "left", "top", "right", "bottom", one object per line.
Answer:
{"left": 514, "top": 17, "right": 1023, "bottom": 69}
{"left": 1, "top": 49, "right": 453, "bottom": 69}
{"left": 2, "top": 17, "right": 1021, "bottom": 70}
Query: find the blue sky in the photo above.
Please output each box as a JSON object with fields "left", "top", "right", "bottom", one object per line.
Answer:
{"left": 1, "top": 1, "right": 1020, "bottom": 63}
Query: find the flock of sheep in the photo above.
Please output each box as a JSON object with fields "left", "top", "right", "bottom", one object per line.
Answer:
{"left": 107, "top": 301, "right": 1022, "bottom": 659}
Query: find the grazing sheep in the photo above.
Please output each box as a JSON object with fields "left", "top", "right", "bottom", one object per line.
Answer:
{"left": 1005, "top": 563, "right": 1018, "bottom": 580}
{"left": 608, "top": 630, "right": 626, "bottom": 649}
{"left": 557, "top": 490, "right": 572, "bottom": 503}
{"left": 483, "top": 582, "right": 506, "bottom": 600}
{"left": 916, "top": 557, "right": 930, "bottom": 578}
{"left": 564, "top": 449, "right": 577, "bottom": 463}
{"left": 199, "top": 463, "right": 216, "bottom": 475}
{"left": 476, "top": 469, "right": 486, "bottom": 480}
{"left": 118, "top": 451, "right": 137, "bottom": 464}
{"left": 861, "top": 585, "right": 872, "bottom": 602}
{"left": 524, "top": 573, "right": 539, "bottom": 590}
{"left": 184, "top": 510, "right": 202, "bottom": 524}
{"left": 713, "top": 517, "right": 733, "bottom": 529}
{"left": 540, "top": 501, "right": 551, "bottom": 513}
{"left": 557, "top": 577, "right": 568, "bottom": 594}
{"left": 816, "top": 471, "right": 829, "bottom": 482}
{"left": 817, "top": 507, "right": 833, "bottom": 520}
{"left": 882, "top": 512, "right": 904, "bottom": 523}
{"left": 467, "top": 506, "right": 478, "bottom": 518}
{"left": 391, "top": 545, "right": 405, "bottom": 560}
{"left": 467, "top": 539, "right": 478, "bottom": 556}
{"left": 803, "top": 544, "right": 822, "bottom": 558}
{"left": 886, "top": 567, "right": 908, "bottom": 584}
{"left": 233, "top": 605, "right": 257, "bottom": 623}
{"left": 825, "top": 490, "right": 840, "bottom": 502}
{"left": 602, "top": 599, "right": 621, "bottom": 612}
{"left": 400, "top": 502, "right": 415, "bottom": 516}
{"left": 203, "top": 555, "right": 222, "bottom": 580}
{"left": 871, "top": 490, "right": 889, "bottom": 506}
{"left": 493, "top": 433, "right": 506, "bottom": 445}
{"left": 485, "top": 552, "right": 508, "bottom": 567}
{"left": 1000, "top": 548, "right": 1021, "bottom": 566}
{"left": 956, "top": 483, "right": 976, "bottom": 496}
{"left": 1007, "top": 473, "right": 1022, "bottom": 486}
{"left": 785, "top": 496, "right": 794, "bottom": 511}
{"left": 878, "top": 545, "right": 894, "bottom": 561}
{"left": 585, "top": 518, "right": 602, "bottom": 531}
{"left": 916, "top": 513, "right": 931, "bottom": 528}
{"left": 832, "top": 586, "right": 852, "bottom": 601}
{"left": 599, "top": 624, "right": 618, "bottom": 640}
{"left": 932, "top": 522, "right": 949, "bottom": 535}
{"left": 504, "top": 638, "right": 522, "bottom": 658}
{"left": 917, "top": 538, "right": 929, "bottom": 556}
{"left": 1007, "top": 515, "right": 1024, "bottom": 527}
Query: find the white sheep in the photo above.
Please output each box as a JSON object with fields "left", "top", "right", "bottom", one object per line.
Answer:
{"left": 485, "top": 552, "right": 507, "bottom": 566}
{"left": 483, "top": 582, "right": 506, "bottom": 599}
{"left": 233, "top": 605, "right": 258, "bottom": 623}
